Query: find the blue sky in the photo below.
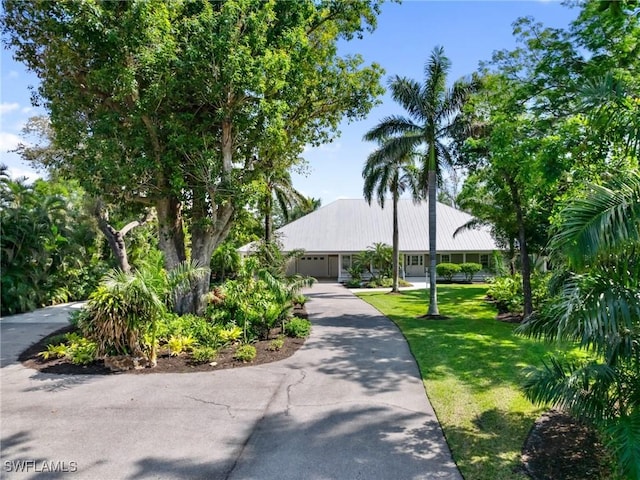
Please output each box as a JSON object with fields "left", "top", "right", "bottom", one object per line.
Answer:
{"left": 0, "top": 1, "right": 578, "bottom": 203}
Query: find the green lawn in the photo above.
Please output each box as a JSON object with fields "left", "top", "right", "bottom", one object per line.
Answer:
{"left": 357, "top": 285, "right": 585, "bottom": 480}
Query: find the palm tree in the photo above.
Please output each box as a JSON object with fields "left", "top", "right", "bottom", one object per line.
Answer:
{"left": 260, "top": 168, "right": 308, "bottom": 243}
{"left": 363, "top": 46, "right": 474, "bottom": 315}
{"left": 362, "top": 140, "right": 419, "bottom": 292}
{"left": 518, "top": 171, "right": 640, "bottom": 478}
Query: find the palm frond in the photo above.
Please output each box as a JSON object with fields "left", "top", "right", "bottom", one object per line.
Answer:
{"left": 550, "top": 171, "right": 640, "bottom": 269}
{"left": 363, "top": 115, "right": 422, "bottom": 142}
{"left": 388, "top": 75, "right": 426, "bottom": 121}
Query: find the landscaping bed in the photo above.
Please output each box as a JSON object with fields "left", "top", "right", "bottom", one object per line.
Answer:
{"left": 19, "top": 324, "right": 306, "bottom": 375}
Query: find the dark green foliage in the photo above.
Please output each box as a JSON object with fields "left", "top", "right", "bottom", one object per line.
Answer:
{"left": 436, "top": 263, "right": 461, "bottom": 281}
{"left": 0, "top": 169, "right": 106, "bottom": 315}
{"left": 284, "top": 317, "right": 312, "bottom": 338}
{"left": 486, "top": 273, "right": 550, "bottom": 314}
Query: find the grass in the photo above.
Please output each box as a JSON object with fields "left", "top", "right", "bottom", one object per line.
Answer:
{"left": 358, "top": 284, "right": 586, "bottom": 480}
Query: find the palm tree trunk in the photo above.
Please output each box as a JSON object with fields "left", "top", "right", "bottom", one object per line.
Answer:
{"left": 427, "top": 169, "right": 439, "bottom": 316}
{"left": 392, "top": 188, "right": 400, "bottom": 293}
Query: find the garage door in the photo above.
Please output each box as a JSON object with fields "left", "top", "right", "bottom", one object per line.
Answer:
{"left": 298, "top": 255, "right": 328, "bottom": 277}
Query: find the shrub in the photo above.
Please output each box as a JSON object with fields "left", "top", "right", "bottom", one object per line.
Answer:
{"left": 292, "top": 294, "right": 307, "bottom": 307}
{"left": 436, "top": 263, "right": 461, "bottom": 281}
{"left": 191, "top": 346, "right": 217, "bottom": 363}
{"left": 487, "top": 273, "right": 551, "bottom": 314}
{"left": 284, "top": 317, "right": 311, "bottom": 338}
{"left": 67, "top": 339, "right": 97, "bottom": 365}
{"left": 268, "top": 337, "right": 285, "bottom": 351}
{"left": 234, "top": 344, "right": 257, "bottom": 362}
{"left": 486, "top": 274, "right": 523, "bottom": 313}
{"left": 459, "top": 263, "right": 483, "bottom": 282}
{"left": 345, "top": 279, "right": 362, "bottom": 288}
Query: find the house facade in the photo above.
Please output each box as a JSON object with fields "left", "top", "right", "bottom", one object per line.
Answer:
{"left": 239, "top": 199, "right": 500, "bottom": 281}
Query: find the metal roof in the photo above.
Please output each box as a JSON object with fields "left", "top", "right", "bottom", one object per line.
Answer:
{"left": 239, "top": 198, "right": 499, "bottom": 253}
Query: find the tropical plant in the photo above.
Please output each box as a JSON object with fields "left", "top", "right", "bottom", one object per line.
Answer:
{"left": 362, "top": 137, "right": 419, "bottom": 292}
{"left": 0, "top": 168, "right": 106, "bottom": 314}
{"left": 258, "top": 167, "right": 309, "bottom": 243}
{"left": 211, "top": 242, "right": 242, "bottom": 282}
{"left": 82, "top": 253, "right": 208, "bottom": 366}
{"left": 518, "top": 172, "right": 640, "bottom": 478}
{"left": 284, "top": 317, "right": 312, "bottom": 338}
{"left": 363, "top": 46, "right": 475, "bottom": 316}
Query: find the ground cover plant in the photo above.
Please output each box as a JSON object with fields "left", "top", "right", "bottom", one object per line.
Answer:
{"left": 357, "top": 284, "right": 613, "bottom": 480}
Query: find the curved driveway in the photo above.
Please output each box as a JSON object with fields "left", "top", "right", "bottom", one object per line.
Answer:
{"left": 0, "top": 283, "right": 460, "bottom": 480}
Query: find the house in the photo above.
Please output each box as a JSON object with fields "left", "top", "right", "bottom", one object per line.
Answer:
{"left": 239, "top": 198, "right": 500, "bottom": 281}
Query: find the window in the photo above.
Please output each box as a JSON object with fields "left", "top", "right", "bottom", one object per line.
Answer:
{"left": 342, "top": 255, "right": 352, "bottom": 271}
{"left": 410, "top": 255, "right": 423, "bottom": 266}
{"left": 480, "top": 254, "right": 489, "bottom": 269}
{"left": 440, "top": 254, "right": 450, "bottom": 263}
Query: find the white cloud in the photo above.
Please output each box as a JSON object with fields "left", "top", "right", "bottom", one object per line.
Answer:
{"left": 6, "top": 166, "right": 40, "bottom": 183}
{"left": 0, "top": 132, "right": 23, "bottom": 152}
{"left": 21, "top": 106, "right": 34, "bottom": 114}
{"left": 0, "top": 102, "right": 20, "bottom": 115}
{"left": 8, "top": 71, "right": 19, "bottom": 79}
{"left": 318, "top": 142, "right": 342, "bottom": 153}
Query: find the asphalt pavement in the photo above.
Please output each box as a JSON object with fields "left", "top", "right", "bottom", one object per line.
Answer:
{"left": 0, "top": 283, "right": 460, "bottom": 480}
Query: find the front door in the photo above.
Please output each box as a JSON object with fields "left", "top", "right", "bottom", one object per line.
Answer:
{"left": 405, "top": 254, "right": 424, "bottom": 276}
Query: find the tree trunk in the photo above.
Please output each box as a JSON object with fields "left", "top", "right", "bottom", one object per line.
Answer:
{"left": 392, "top": 188, "right": 400, "bottom": 293}
{"left": 97, "top": 222, "right": 131, "bottom": 273}
{"left": 506, "top": 177, "right": 533, "bottom": 318}
{"left": 93, "top": 200, "right": 152, "bottom": 274}
{"left": 156, "top": 196, "right": 187, "bottom": 271}
{"left": 427, "top": 169, "right": 439, "bottom": 316}
{"left": 264, "top": 192, "right": 272, "bottom": 243}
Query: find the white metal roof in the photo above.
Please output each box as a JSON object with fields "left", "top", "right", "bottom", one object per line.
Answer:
{"left": 239, "top": 198, "right": 499, "bottom": 253}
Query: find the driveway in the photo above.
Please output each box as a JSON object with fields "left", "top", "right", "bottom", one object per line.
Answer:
{"left": 0, "top": 283, "right": 460, "bottom": 480}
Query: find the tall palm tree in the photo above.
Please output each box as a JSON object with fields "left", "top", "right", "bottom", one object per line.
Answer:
{"left": 363, "top": 46, "right": 474, "bottom": 316}
{"left": 362, "top": 140, "right": 419, "bottom": 292}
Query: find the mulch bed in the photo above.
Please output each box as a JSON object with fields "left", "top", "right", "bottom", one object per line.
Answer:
{"left": 19, "top": 306, "right": 309, "bottom": 375}
{"left": 522, "top": 409, "right": 613, "bottom": 480}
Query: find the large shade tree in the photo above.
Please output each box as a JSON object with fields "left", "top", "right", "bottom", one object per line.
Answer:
{"left": 2, "top": 0, "right": 385, "bottom": 313}
{"left": 363, "top": 46, "right": 473, "bottom": 316}
{"left": 362, "top": 139, "right": 419, "bottom": 293}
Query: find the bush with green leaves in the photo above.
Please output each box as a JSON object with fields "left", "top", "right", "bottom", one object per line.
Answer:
{"left": 284, "top": 317, "right": 312, "bottom": 338}
{"left": 459, "top": 263, "right": 483, "bottom": 282}
{"left": 487, "top": 273, "right": 550, "bottom": 314}
{"left": 234, "top": 344, "right": 257, "bottom": 362}
{"left": 81, "top": 253, "right": 208, "bottom": 366}
{"left": 191, "top": 346, "right": 217, "bottom": 364}
{"left": 216, "top": 256, "right": 314, "bottom": 341}
{"left": 436, "top": 263, "right": 461, "bottom": 281}
{"left": 1, "top": 171, "right": 106, "bottom": 315}
{"left": 38, "top": 332, "right": 97, "bottom": 365}
{"left": 268, "top": 337, "right": 285, "bottom": 351}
